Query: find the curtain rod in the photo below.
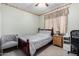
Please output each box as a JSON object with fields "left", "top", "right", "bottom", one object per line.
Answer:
{"left": 41, "top": 3, "right": 72, "bottom": 16}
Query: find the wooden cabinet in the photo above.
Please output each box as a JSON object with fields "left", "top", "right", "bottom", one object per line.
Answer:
{"left": 53, "top": 35, "right": 63, "bottom": 48}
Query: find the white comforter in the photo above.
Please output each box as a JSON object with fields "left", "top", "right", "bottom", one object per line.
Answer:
{"left": 19, "top": 33, "right": 52, "bottom": 55}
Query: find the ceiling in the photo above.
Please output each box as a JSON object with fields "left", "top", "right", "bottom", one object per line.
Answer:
{"left": 7, "top": 3, "right": 66, "bottom": 15}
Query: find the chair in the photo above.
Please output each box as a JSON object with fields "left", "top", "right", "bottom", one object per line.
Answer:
{"left": 1, "top": 34, "right": 18, "bottom": 52}
{"left": 68, "top": 30, "right": 79, "bottom": 56}
{"left": 0, "top": 37, "right": 2, "bottom": 55}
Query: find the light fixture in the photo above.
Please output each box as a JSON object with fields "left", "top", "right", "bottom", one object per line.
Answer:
{"left": 35, "top": 3, "right": 49, "bottom": 7}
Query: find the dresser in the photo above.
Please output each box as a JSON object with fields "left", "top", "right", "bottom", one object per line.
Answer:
{"left": 53, "top": 35, "right": 63, "bottom": 48}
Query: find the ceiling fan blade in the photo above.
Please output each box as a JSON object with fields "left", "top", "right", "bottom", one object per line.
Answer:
{"left": 45, "top": 3, "right": 49, "bottom": 7}
{"left": 35, "top": 3, "right": 39, "bottom": 6}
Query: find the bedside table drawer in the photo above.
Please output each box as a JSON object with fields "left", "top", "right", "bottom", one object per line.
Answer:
{"left": 53, "top": 35, "right": 63, "bottom": 48}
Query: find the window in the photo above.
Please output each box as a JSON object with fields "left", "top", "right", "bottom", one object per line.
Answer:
{"left": 44, "top": 8, "right": 69, "bottom": 34}
{"left": 44, "top": 15, "right": 53, "bottom": 29}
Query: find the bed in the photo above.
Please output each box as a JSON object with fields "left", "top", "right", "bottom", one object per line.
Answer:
{"left": 18, "top": 28, "right": 53, "bottom": 56}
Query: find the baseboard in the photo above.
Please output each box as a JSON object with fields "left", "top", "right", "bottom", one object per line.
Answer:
{"left": 3, "top": 46, "right": 18, "bottom": 53}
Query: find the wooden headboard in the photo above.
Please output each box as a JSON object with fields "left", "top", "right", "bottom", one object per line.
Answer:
{"left": 38, "top": 28, "right": 54, "bottom": 36}
{"left": 38, "top": 28, "right": 52, "bottom": 32}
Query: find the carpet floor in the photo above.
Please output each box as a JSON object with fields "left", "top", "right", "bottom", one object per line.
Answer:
{"left": 2, "top": 44, "right": 76, "bottom": 56}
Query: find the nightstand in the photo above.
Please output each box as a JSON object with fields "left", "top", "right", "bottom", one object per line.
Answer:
{"left": 53, "top": 35, "right": 63, "bottom": 48}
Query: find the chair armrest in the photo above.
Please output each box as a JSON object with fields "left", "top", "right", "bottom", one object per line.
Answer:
{"left": 13, "top": 34, "right": 18, "bottom": 42}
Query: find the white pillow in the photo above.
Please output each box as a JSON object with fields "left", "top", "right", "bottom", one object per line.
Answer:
{"left": 39, "top": 30, "right": 51, "bottom": 34}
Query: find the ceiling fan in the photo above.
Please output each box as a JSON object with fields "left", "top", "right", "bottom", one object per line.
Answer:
{"left": 35, "top": 3, "right": 49, "bottom": 7}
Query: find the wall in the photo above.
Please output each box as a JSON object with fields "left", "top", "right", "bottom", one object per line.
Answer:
{"left": 1, "top": 4, "right": 40, "bottom": 35}
{"left": 0, "top": 4, "right": 1, "bottom": 36}
{"left": 39, "top": 4, "right": 79, "bottom": 37}
{"left": 66, "top": 3, "right": 79, "bottom": 36}
{"left": 1, "top": 4, "right": 79, "bottom": 36}
{"left": 39, "top": 15, "right": 44, "bottom": 29}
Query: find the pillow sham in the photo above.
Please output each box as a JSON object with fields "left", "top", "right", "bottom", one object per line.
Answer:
{"left": 39, "top": 30, "right": 51, "bottom": 34}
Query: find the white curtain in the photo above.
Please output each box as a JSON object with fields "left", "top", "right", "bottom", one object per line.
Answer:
{"left": 60, "top": 16, "right": 68, "bottom": 34}
{"left": 44, "top": 15, "right": 53, "bottom": 29}
{"left": 52, "top": 16, "right": 61, "bottom": 34}
{"left": 44, "top": 8, "right": 69, "bottom": 34}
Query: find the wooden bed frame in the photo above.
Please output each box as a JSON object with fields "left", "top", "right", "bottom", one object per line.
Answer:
{"left": 18, "top": 28, "right": 53, "bottom": 56}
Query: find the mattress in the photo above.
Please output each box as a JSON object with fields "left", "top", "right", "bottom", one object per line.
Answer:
{"left": 19, "top": 31, "right": 52, "bottom": 55}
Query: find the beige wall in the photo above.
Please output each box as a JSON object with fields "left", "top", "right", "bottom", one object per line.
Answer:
{"left": 1, "top": 4, "right": 40, "bottom": 35}
{"left": 39, "top": 4, "right": 79, "bottom": 36}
